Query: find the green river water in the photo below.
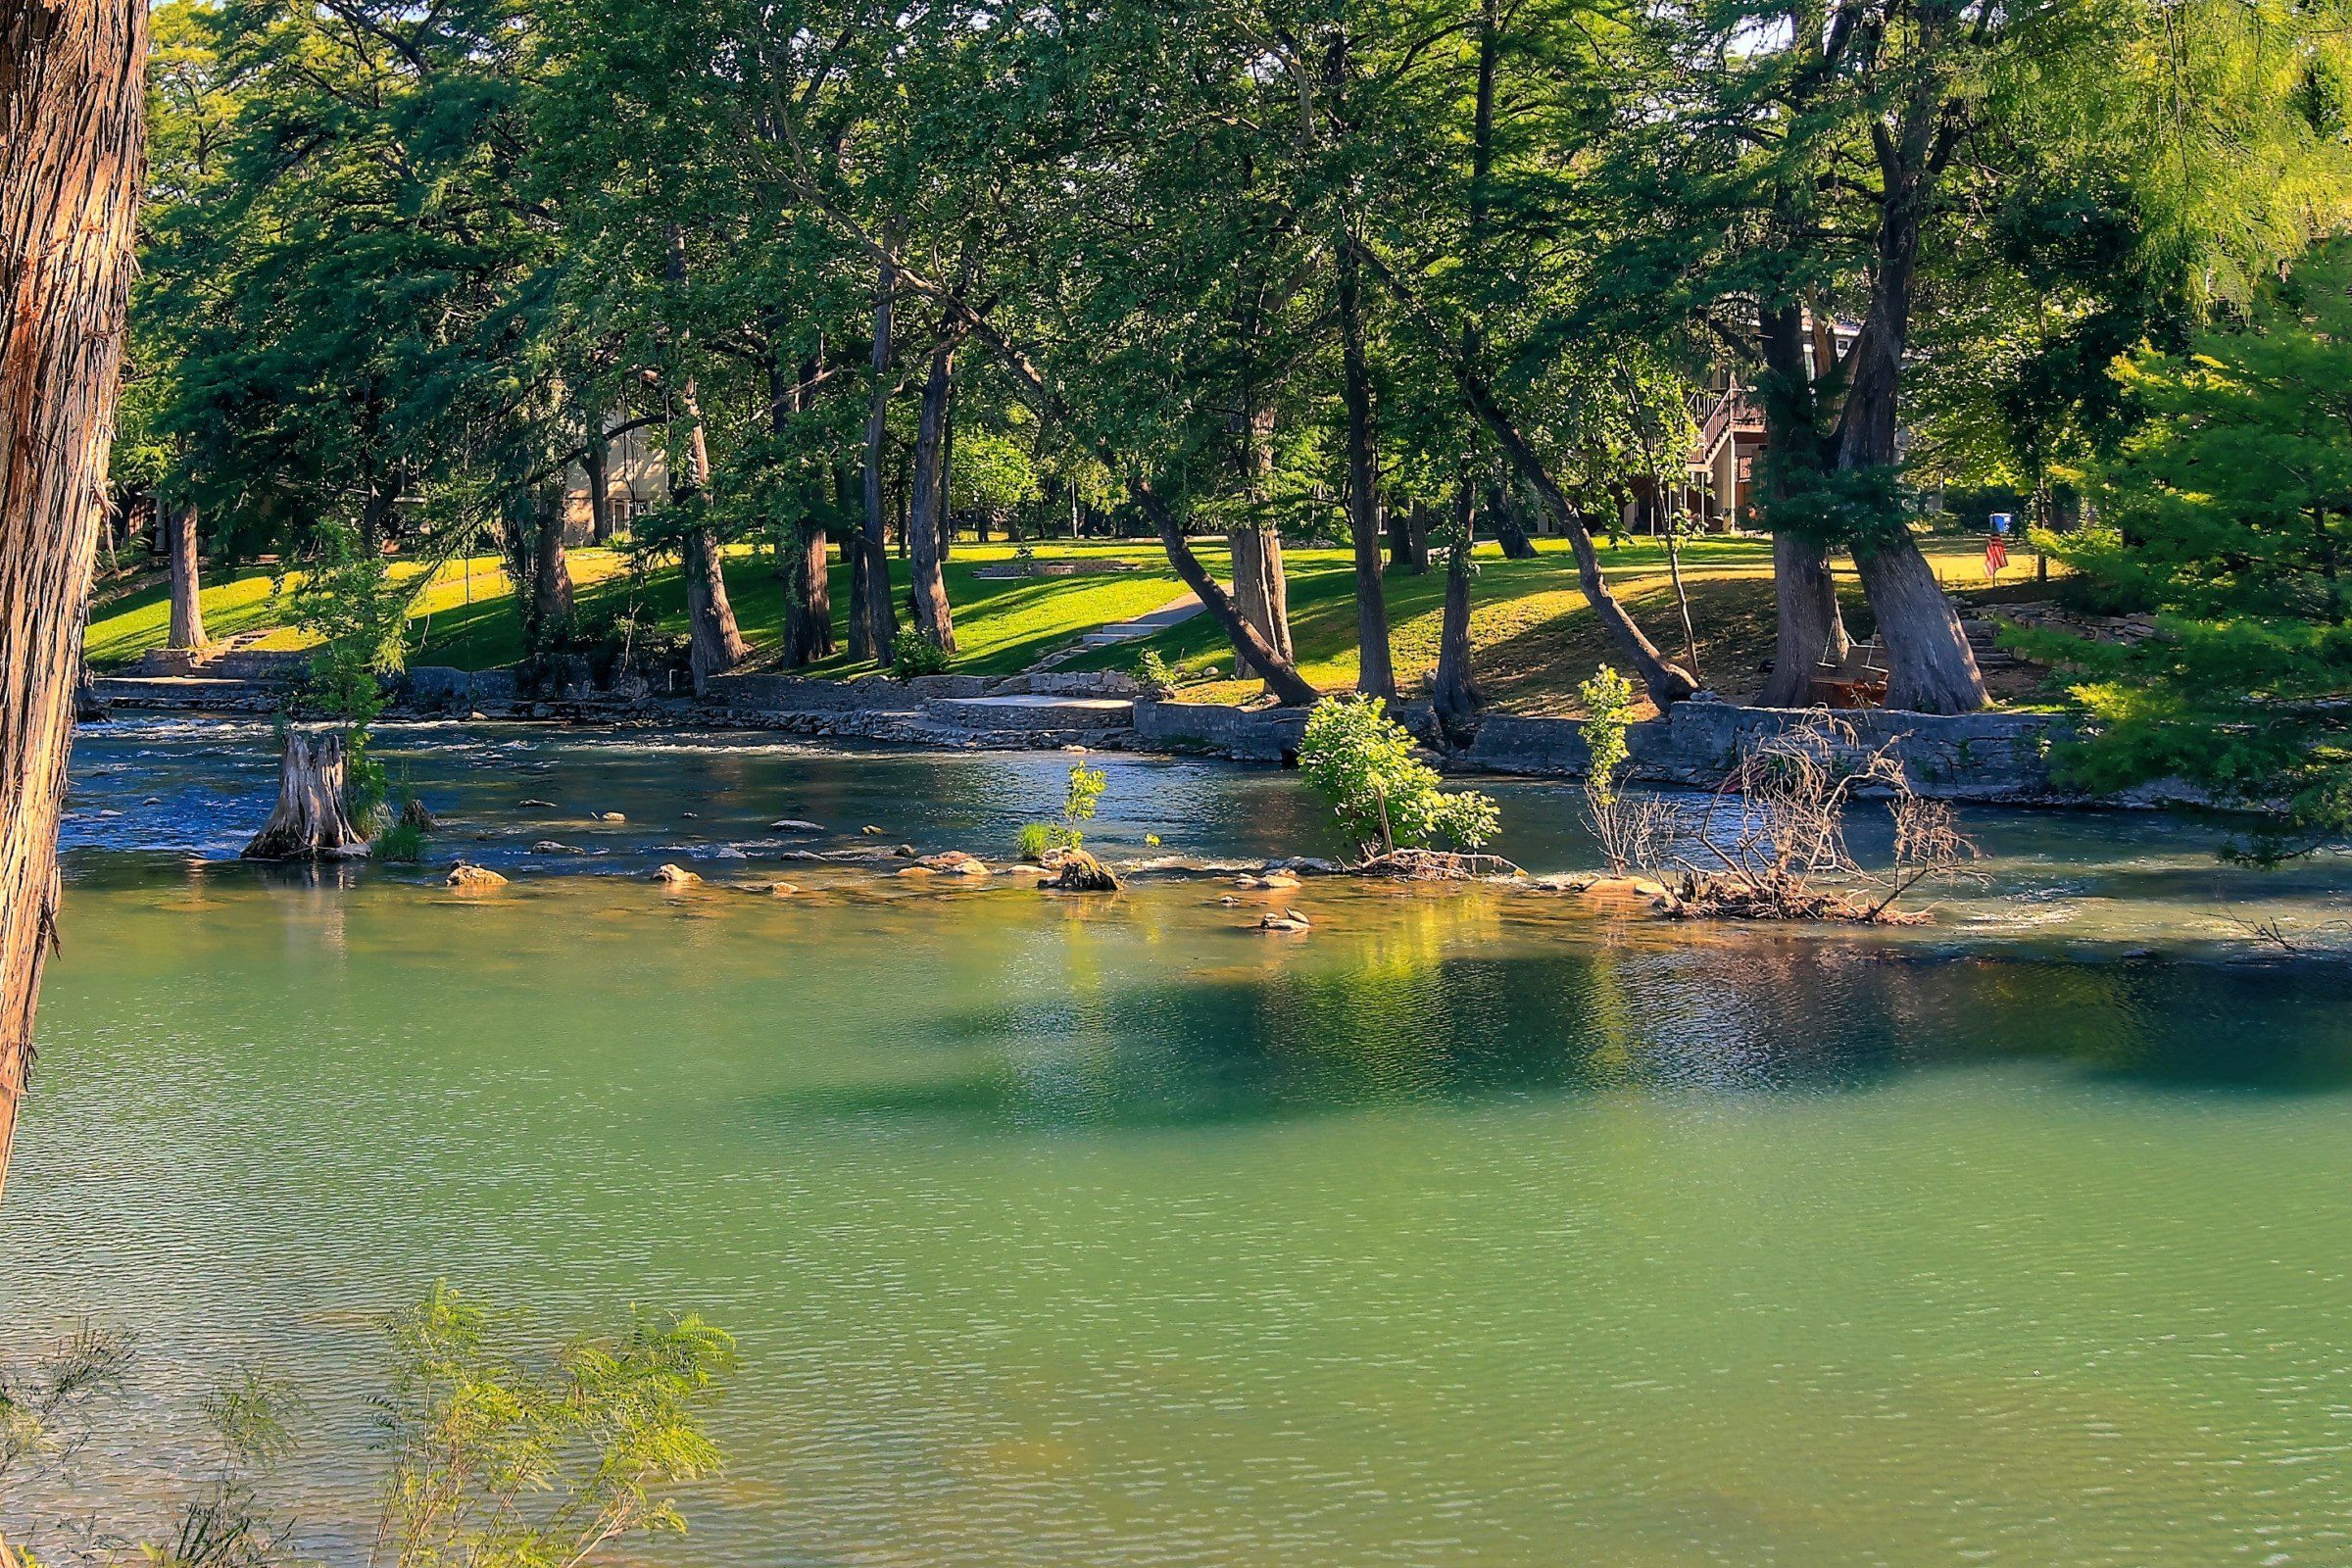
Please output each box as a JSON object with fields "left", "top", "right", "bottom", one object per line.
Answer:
{"left": 6, "top": 717, "right": 2352, "bottom": 1566}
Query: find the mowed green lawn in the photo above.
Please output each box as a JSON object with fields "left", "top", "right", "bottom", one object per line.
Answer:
{"left": 1063, "top": 534, "right": 2039, "bottom": 712}
{"left": 86, "top": 531, "right": 2048, "bottom": 711}
{"left": 84, "top": 541, "right": 1197, "bottom": 679}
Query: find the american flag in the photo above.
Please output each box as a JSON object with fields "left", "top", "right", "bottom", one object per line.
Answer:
{"left": 1984, "top": 532, "right": 2009, "bottom": 580}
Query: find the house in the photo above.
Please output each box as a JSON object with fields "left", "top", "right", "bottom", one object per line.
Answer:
{"left": 1673, "top": 313, "right": 1866, "bottom": 531}
{"left": 560, "top": 423, "right": 667, "bottom": 545}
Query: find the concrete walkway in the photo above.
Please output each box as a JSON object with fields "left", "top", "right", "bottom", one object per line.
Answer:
{"left": 1027, "top": 591, "right": 1202, "bottom": 672}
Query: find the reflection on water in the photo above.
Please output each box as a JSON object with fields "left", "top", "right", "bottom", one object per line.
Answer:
{"left": 8, "top": 719, "right": 2352, "bottom": 1566}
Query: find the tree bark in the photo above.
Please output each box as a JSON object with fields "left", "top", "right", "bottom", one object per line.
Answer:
{"left": 242, "top": 729, "right": 368, "bottom": 859}
{"left": 854, "top": 259, "right": 898, "bottom": 662}
{"left": 1, "top": 0, "right": 147, "bottom": 1203}
{"left": 583, "top": 408, "right": 613, "bottom": 544}
{"left": 1822, "top": 107, "right": 1985, "bottom": 713}
{"left": 530, "top": 484, "right": 573, "bottom": 635}
{"left": 1760, "top": 532, "right": 1844, "bottom": 706}
{"left": 166, "top": 496, "right": 207, "bottom": 651}
{"left": 1756, "top": 301, "right": 1851, "bottom": 705}
{"left": 1335, "top": 230, "right": 1394, "bottom": 699}
{"left": 671, "top": 384, "right": 748, "bottom": 691}
{"left": 1488, "top": 482, "right": 1539, "bottom": 559}
{"left": 1227, "top": 399, "right": 1294, "bottom": 692}
{"left": 663, "top": 226, "right": 749, "bottom": 691}
{"left": 779, "top": 353, "right": 834, "bottom": 665}
{"left": 906, "top": 336, "right": 958, "bottom": 652}
{"left": 937, "top": 386, "right": 954, "bottom": 562}
{"left": 1432, "top": 477, "right": 1484, "bottom": 744}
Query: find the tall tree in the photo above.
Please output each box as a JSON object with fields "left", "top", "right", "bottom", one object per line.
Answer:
{"left": 2019, "top": 244, "right": 2352, "bottom": 860}
{"left": 1, "top": 0, "right": 149, "bottom": 1200}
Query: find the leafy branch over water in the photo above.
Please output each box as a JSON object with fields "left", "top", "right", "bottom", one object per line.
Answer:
{"left": 0, "top": 1285, "right": 734, "bottom": 1568}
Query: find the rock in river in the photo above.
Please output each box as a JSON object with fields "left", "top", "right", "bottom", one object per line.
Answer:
{"left": 446, "top": 864, "right": 509, "bottom": 894}
{"left": 653, "top": 863, "right": 703, "bottom": 887}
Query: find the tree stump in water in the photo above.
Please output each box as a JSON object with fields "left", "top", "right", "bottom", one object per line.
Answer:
{"left": 1039, "top": 850, "right": 1120, "bottom": 892}
{"left": 242, "top": 729, "right": 369, "bottom": 859}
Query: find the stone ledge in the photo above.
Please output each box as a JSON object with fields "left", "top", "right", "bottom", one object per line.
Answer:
{"left": 1467, "top": 700, "right": 2079, "bottom": 803}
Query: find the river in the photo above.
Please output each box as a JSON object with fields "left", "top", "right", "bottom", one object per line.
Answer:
{"left": 6, "top": 716, "right": 2351, "bottom": 1566}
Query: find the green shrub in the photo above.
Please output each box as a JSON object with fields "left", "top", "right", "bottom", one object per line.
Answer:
{"left": 1017, "top": 821, "right": 1076, "bottom": 860}
{"left": 374, "top": 817, "right": 427, "bottom": 862}
{"left": 1136, "top": 649, "right": 1180, "bottom": 700}
{"left": 1297, "top": 696, "right": 1498, "bottom": 859}
{"left": 894, "top": 636, "right": 952, "bottom": 677}
{"left": 1577, "top": 665, "right": 1648, "bottom": 872}
{"left": 1017, "top": 760, "right": 1108, "bottom": 859}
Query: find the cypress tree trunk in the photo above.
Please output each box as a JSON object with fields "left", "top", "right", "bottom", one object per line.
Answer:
{"left": 1432, "top": 477, "right": 1484, "bottom": 744}
{"left": 855, "top": 259, "right": 898, "bottom": 663}
{"left": 583, "top": 409, "right": 613, "bottom": 543}
{"left": 906, "top": 337, "right": 958, "bottom": 652}
{"left": 937, "top": 388, "right": 955, "bottom": 563}
{"left": 242, "top": 729, "right": 368, "bottom": 859}
{"left": 1755, "top": 303, "right": 1852, "bottom": 706}
{"left": 1336, "top": 230, "right": 1394, "bottom": 700}
{"left": 1760, "top": 532, "right": 1845, "bottom": 707}
{"left": 0, "top": 0, "right": 147, "bottom": 1202}
{"left": 1825, "top": 118, "right": 1984, "bottom": 713}
{"left": 781, "top": 355, "right": 835, "bottom": 665}
{"left": 671, "top": 384, "right": 749, "bottom": 691}
{"left": 1227, "top": 400, "right": 1294, "bottom": 694}
{"left": 663, "top": 226, "right": 749, "bottom": 691}
{"left": 166, "top": 496, "right": 207, "bottom": 651}
{"left": 531, "top": 485, "right": 573, "bottom": 635}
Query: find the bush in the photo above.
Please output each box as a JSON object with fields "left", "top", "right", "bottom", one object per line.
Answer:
{"left": 373, "top": 816, "right": 427, "bottom": 862}
{"left": 1136, "top": 649, "right": 1180, "bottom": 700}
{"left": 1017, "top": 760, "right": 1107, "bottom": 859}
{"left": 1297, "top": 696, "right": 1498, "bottom": 859}
{"left": 1577, "top": 665, "right": 1671, "bottom": 873}
{"left": 894, "top": 636, "right": 952, "bottom": 677}
{"left": 1017, "top": 821, "right": 1076, "bottom": 860}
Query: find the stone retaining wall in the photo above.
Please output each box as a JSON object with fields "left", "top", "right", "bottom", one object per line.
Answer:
{"left": 1467, "top": 700, "right": 2076, "bottom": 803}
{"left": 1132, "top": 700, "right": 1311, "bottom": 761}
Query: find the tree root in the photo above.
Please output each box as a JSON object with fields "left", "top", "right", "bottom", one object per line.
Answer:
{"left": 1355, "top": 849, "right": 1525, "bottom": 881}
{"left": 1653, "top": 870, "right": 1932, "bottom": 924}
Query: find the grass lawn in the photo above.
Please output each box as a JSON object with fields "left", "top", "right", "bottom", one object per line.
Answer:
{"left": 1065, "top": 533, "right": 2058, "bottom": 713}
{"left": 84, "top": 541, "right": 1196, "bottom": 679}
{"left": 86, "top": 530, "right": 2059, "bottom": 712}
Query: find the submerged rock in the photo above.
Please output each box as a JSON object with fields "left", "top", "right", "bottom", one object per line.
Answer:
{"left": 915, "top": 851, "right": 991, "bottom": 876}
{"left": 1571, "top": 874, "right": 1673, "bottom": 914}
{"left": 596, "top": 810, "right": 627, "bottom": 823}
{"left": 1255, "top": 907, "right": 1312, "bottom": 933}
{"left": 518, "top": 798, "right": 556, "bottom": 808}
{"left": 529, "top": 840, "right": 584, "bottom": 855}
{"left": 446, "top": 864, "right": 508, "bottom": 893}
{"left": 769, "top": 818, "right": 825, "bottom": 833}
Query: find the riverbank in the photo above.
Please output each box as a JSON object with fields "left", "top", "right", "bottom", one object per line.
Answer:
{"left": 89, "top": 656, "right": 2130, "bottom": 808}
